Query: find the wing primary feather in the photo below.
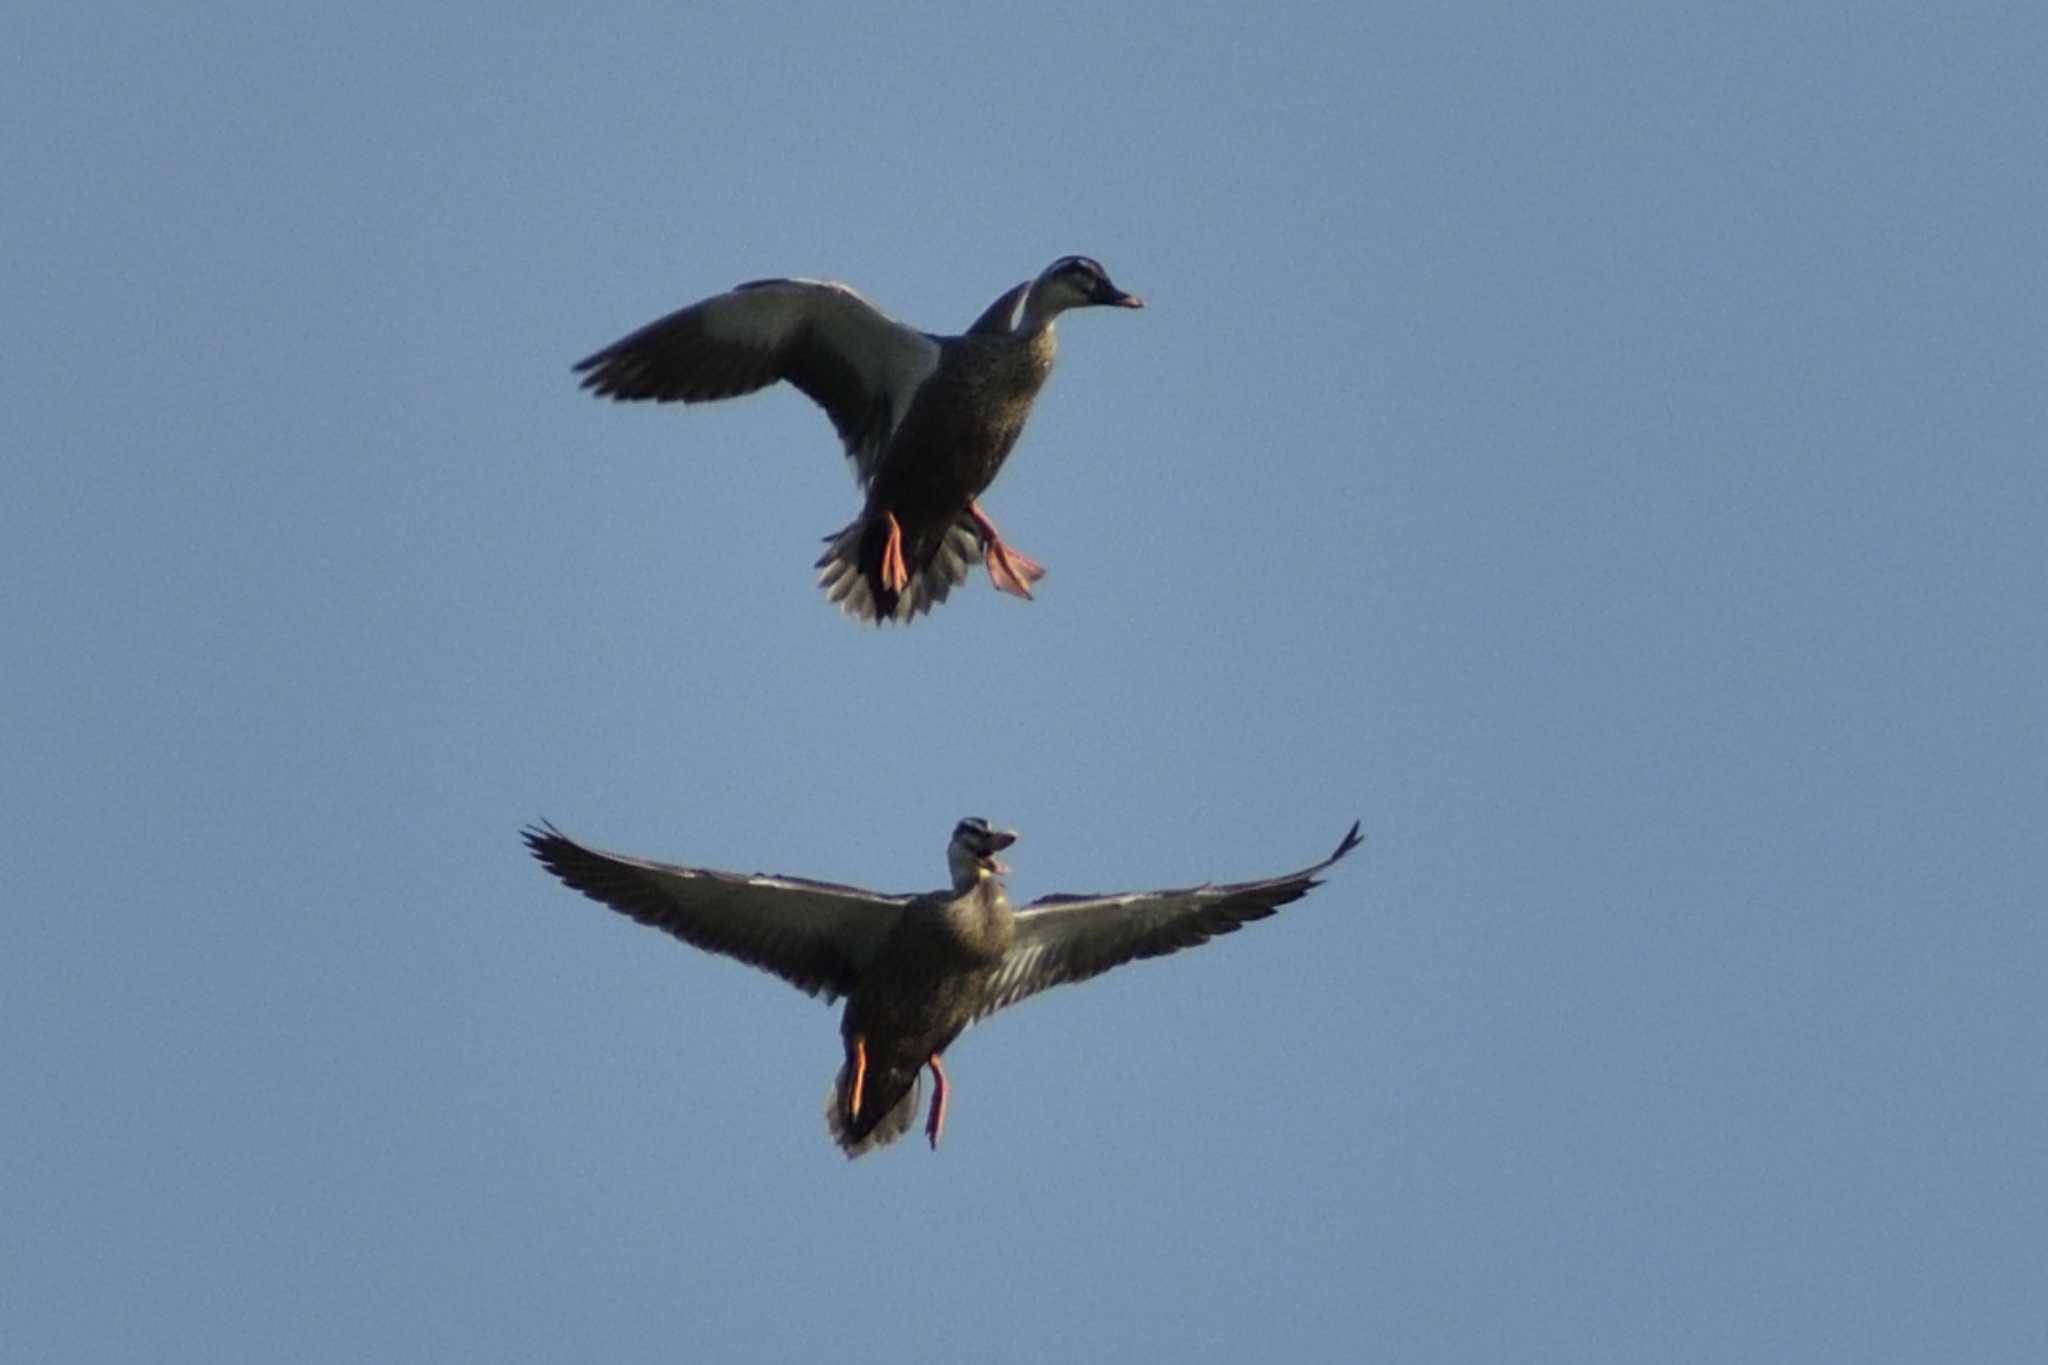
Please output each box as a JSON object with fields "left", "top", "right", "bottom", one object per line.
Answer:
{"left": 975, "top": 822, "right": 1364, "bottom": 1023}
{"left": 521, "top": 822, "right": 909, "bottom": 1004}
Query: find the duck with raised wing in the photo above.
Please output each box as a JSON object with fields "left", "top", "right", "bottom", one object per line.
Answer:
{"left": 524, "top": 817, "right": 1360, "bottom": 1156}
{"left": 573, "top": 256, "right": 1142, "bottom": 622}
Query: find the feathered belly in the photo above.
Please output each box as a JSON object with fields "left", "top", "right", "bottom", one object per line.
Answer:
{"left": 879, "top": 414, "right": 1026, "bottom": 519}
{"left": 845, "top": 962, "right": 998, "bottom": 1058}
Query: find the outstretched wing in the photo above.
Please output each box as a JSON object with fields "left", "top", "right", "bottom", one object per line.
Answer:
{"left": 972, "top": 824, "right": 1363, "bottom": 1023}
{"left": 573, "top": 278, "right": 942, "bottom": 486}
{"left": 524, "top": 822, "right": 911, "bottom": 1003}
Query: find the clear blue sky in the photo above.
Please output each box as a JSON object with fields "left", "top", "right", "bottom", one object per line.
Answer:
{"left": 5, "top": 4, "right": 2043, "bottom": 1361}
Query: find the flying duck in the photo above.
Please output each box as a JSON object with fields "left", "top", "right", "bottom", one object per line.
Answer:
{"left": 524, "top": 816, "right": 1361, "bottom": 1156}
{"left": 573, "top": 256, "right": 1143, "bottom": 622}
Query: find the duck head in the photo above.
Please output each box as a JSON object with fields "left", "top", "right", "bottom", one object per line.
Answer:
{"left": 947, "top": 816, "right": 1018, "bottom": 888}
{"left": 1020, "top": 256, "right": 1143, "bottom": 327}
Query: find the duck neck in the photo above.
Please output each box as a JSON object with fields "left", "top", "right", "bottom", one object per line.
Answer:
{"left": 952, "top": 874, "right": 1013, "bottom": 960}
{"left": 946, "top": 846, "right": 983, "bottom": 891}
{"left": 1016, "top": 280, "right": 1073, "bottom": 334}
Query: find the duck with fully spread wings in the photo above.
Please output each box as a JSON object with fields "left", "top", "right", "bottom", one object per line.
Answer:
{"left": 573, "top": 256, "right": 1142, "bottom": 623}
{"left": 524, "top": 817, "right": 1360, "bottom": 1156}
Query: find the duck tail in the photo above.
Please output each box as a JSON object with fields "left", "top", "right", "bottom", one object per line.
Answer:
{"left": 824, "top": 1063, "right": 920, "bottom": 1159}
{"left": 815, "top": 514, "right": 982, "bottom": 625}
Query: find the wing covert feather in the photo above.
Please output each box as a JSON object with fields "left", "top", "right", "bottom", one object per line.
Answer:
{"left": 573, "top": 278, "right": 941, "bottom": 485}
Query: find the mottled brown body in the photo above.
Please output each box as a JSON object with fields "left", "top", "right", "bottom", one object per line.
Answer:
{"left": 835, "top": 876, "right": 1015, "bottom": 1146}
{"left": 858, "top": 328, "right": 1058, "bottom": 595}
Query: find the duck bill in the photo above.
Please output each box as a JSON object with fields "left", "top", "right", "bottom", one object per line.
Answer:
{"left": 1100, "top": 288, "right": 1143, "bottom": 309}
{"left": 981, "top": 828, "right": 1018, "bottom": 875}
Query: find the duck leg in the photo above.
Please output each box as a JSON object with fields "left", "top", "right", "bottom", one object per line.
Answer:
{"left": 966, "top": 502, "right": 1045, "bottom": 600}
{"left": 878, "top": 512, "right": 911, "bottom": 595}
{"left": 847, "top": 1034, "right": 868, "bottom": 1124}
{"left": 924, "top": 1053, "right": 950, "bottom": 1149}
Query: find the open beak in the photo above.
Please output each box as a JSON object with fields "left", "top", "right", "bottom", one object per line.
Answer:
{"left": 981, "top": 828, "right": 1018, "bottom": 875}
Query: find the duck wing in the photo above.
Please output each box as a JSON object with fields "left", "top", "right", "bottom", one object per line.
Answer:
{"left": 963, "top": 281, "right": 1029, "bottom": 336}
{"left": 574, "top": 278, "right": 942, "bottom": 486}
{"left": 524, "top": 822, "right": 911, "bottom": 1003}
{"left": 971, "top": 824, "right": 1362, "bottom": 1023}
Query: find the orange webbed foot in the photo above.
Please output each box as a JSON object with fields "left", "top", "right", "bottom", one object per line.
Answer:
{"left": 879, "top": 513, "right": 911, "bottom": 595}
{"left": 847, "top": 1034, "right": 868, "bottom": 1125}
{"left": 967, "top": 502, "right": 1046, "bottom": 601}
{"left": 925, "top": 1053, "right": 950, "bottom": 1150}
